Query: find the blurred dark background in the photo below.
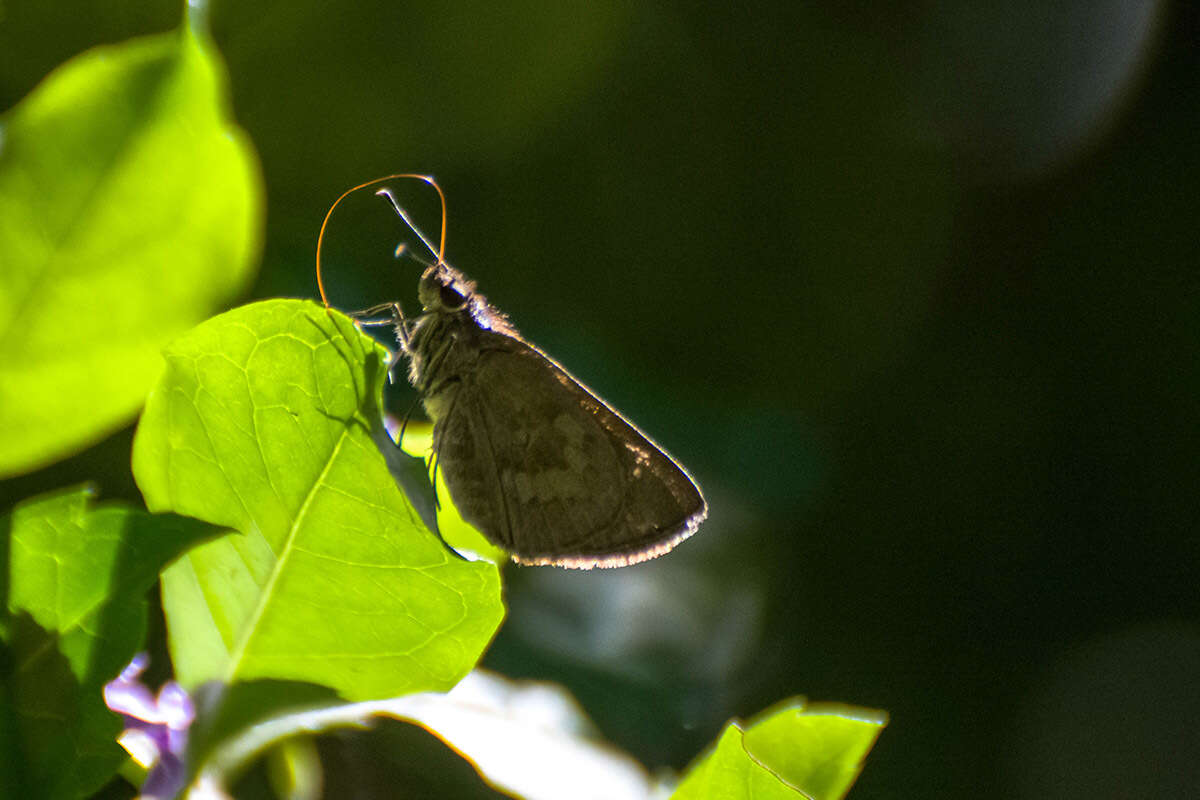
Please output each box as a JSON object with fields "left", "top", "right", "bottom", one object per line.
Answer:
{"left": 2, "top": 2, "right": 1197, "bottom": 798}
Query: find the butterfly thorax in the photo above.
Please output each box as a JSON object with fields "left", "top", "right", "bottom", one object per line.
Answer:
{"left": 404, "top": 262, "right": 517, "bottom": 412}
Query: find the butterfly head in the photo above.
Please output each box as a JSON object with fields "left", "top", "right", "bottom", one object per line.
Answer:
{"left": 418, "top": 262, "right": 476, "bottom": 314}
{"left": 417, "top": 261, "right": 516, "bottom": 336}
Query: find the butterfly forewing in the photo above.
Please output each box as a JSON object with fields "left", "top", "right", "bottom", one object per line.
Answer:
{"left": 431, "top": 331, "right": 705, "bottom": 568}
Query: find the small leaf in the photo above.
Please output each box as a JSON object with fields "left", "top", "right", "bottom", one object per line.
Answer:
{"left": 742, "top": 702, "right": 886, "bottom": 800}
{"left": 673, "top": 725, "right": 800, "bottom": 800}
{"left": 131, "top": 299, "right": 505, "bottom": 701}
{"left": 0, "top": 485, "right": 219, "bottom": 800}
{"left": 672, "top": 699, "right": 886, "bottom": 800}
{"left": 0, "top": 26, "right": 262, "bottom": 478}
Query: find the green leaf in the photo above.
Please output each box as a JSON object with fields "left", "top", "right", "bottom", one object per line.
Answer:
{"left": 0, "top": 485, "right": 219, "bottom": 800}
{"left": 671, "top": 699, "right": 886, "bottom": 800}
{"left": 0, "top": 26, "right": 262, "bottom": 478}
{"left": 673, "top": 725, "right": 800, "bottom": 800}
{"left": 742, "top": 702, "right": 886, "bottom": 800}
{"left": 131, "top": 299, "right": 505, "bottom": 701}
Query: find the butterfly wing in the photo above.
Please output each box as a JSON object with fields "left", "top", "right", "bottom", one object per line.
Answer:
{"left": 431, "top": 334, "right": 706, "bottom": 568}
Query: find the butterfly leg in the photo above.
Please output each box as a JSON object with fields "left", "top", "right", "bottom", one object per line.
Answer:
{"left": 393, "top": 393, "right": 423, "bottom": 450}
{"left": 348, "top": 301, "right": 401, "bottom": 325}
{"left": 429, "top": 450, "right": 441, "bottom": 511}
{"left": 425, "top": 377, "right": 463, "bottom": 512}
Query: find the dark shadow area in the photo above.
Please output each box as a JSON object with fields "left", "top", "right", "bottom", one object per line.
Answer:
{"left": 218, "top": 716, "right": 511, "bottom": 800}
{"left": 371, "top": 421, "right": 441, "bottom": 540}
{"left": 315, "top": 718, "right": 510, "bottom": 800}
{"left": 0, "top": 507, "right": 11, "bottom": 626}
{"left": 0, "top": 425, "right": 141, "bottom": 515}
{"left": 90, "top": 777, "right": 138, "bottom": 800}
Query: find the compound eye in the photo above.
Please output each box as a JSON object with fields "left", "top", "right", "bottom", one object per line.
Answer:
{"left": 439, "top": 283, "right": 467, "bottom": 309}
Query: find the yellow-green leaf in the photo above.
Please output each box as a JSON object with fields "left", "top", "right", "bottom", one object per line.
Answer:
{"left": 672, "top": 699, "right": 886, "bottom": 799}
{"left": 0, "top": 27, "right": 262, "bottom": 477}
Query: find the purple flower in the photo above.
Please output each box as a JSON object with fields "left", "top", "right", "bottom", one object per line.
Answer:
{"left": 104, "top": 653, "right": 194, "bottom": 799}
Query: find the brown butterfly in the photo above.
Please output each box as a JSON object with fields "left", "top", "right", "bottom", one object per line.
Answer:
{"left": 318, "top": 175, "right": 706, "bottom": 568}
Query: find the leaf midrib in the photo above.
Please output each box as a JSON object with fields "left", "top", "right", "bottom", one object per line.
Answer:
{"left": 222, "top": 426, "right": 350, "bottom": 681}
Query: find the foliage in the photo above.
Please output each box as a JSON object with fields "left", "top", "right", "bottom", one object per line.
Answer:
{"left": 0, "top": 487, "right": 219, "bottom": 798}
{"left": 132, "top": 299, "right": 505, "bottom": 699}
{"left": 672, "top": 702, "right": 886, "bottom": 800}
{"left": 0, "top": 11, "right": 884, "bottom": 800}
{"left": 0, "top": 24, "right": 261, "bottom": 478}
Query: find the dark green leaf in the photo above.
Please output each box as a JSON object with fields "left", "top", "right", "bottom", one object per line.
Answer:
{"left": 0, "top": 485, "right": 219, "bottom": 800}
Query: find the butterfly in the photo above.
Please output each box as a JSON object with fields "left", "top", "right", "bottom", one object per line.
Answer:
{"left": 318, "top": 175, "right": 706, "bottom": 568}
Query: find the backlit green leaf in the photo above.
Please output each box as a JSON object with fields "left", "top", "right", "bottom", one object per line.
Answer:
{"left": 672, "top": 699, "right": 886, "bottom": 800}
{"left": 673, "top": 725, "right": 800, "bottom": 800}
{"left": 131, "top": 299, "right": 504, "bottom": 701}
{"left": 742, "top": 702, "right": 886, "bottom": 800}
{"left": 0, "top": 27, "right": 262, "bottom": 477}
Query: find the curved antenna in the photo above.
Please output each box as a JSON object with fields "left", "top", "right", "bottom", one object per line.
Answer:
{"left": 376, "top": 188, "right": 441, "bottom": 263}
{"left": 315, "top": 173, "right": 447, "bottom": 307}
